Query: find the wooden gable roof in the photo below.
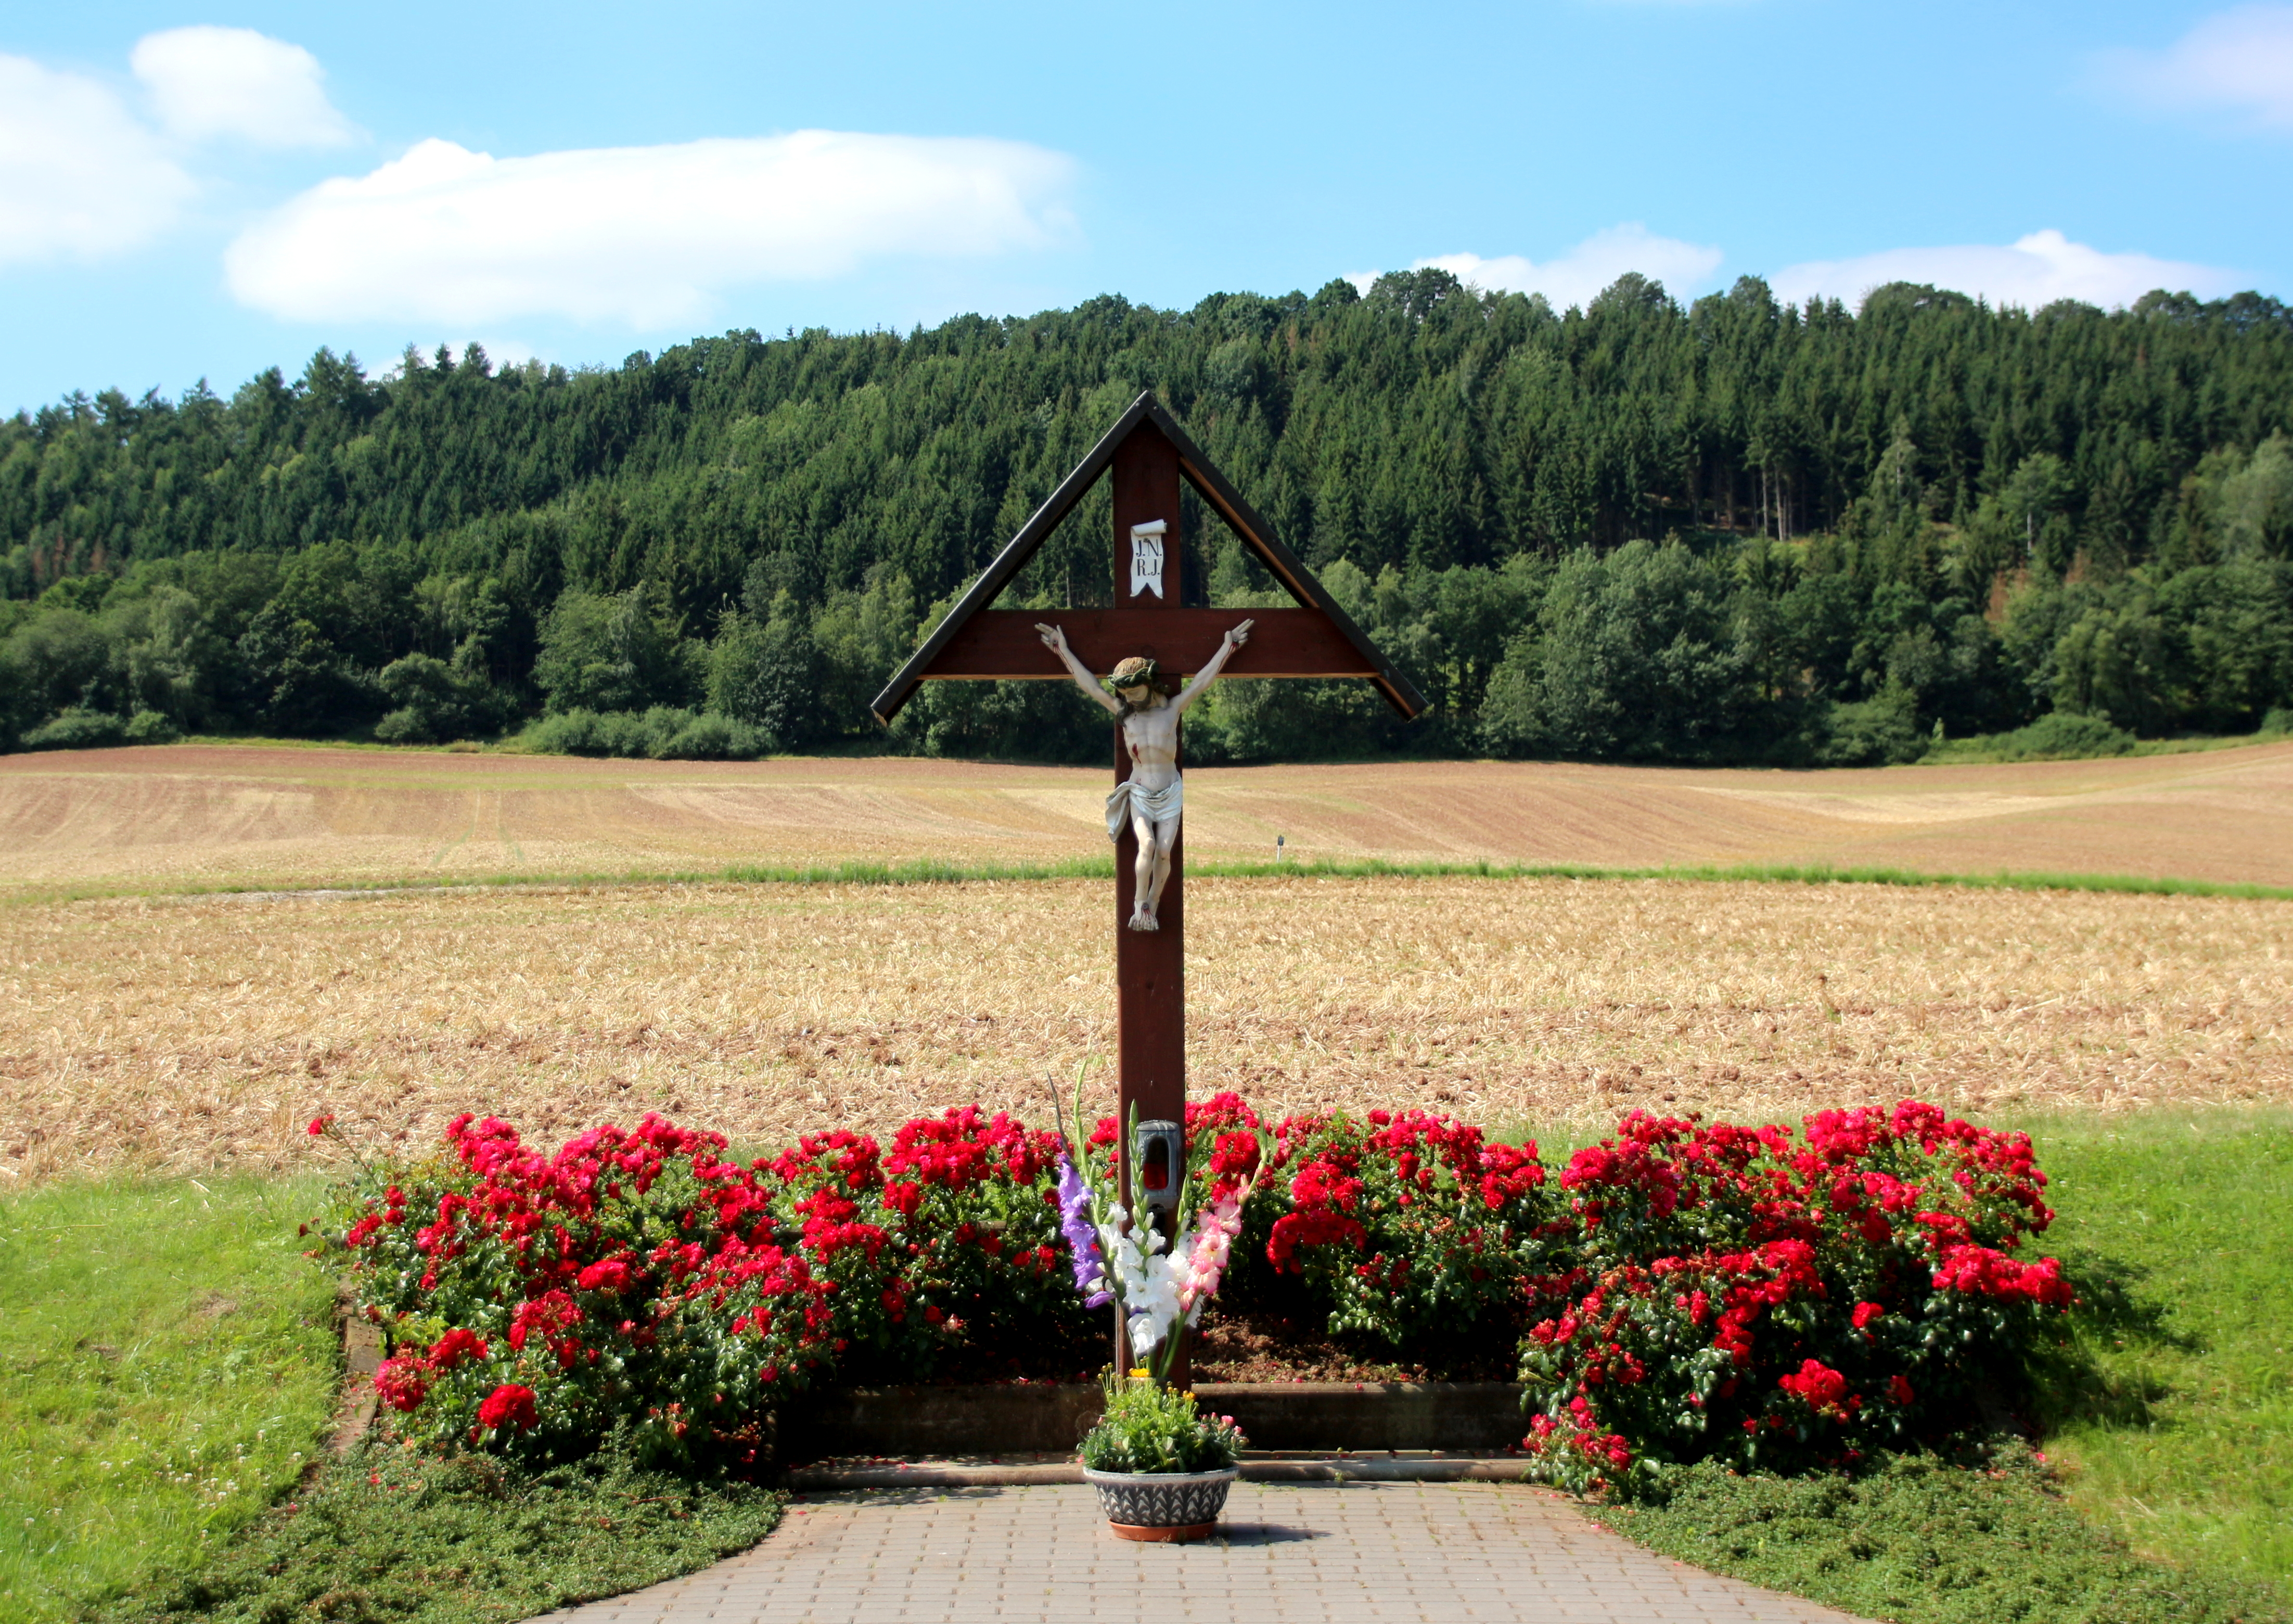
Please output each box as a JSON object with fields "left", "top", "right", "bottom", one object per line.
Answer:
{"left": 870, "top": 391, "right": 1427, "bottom": 722}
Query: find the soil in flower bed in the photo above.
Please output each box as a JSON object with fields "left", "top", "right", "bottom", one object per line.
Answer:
{"left": 1185, "top": 1303, "right": 1519, "bottom": 1384}
{"left": 835, "top": 1321, "right": 1107, "bottom": 1387}
{"left": 830, "top": 1302, "right": 1511, "bottom": 1387}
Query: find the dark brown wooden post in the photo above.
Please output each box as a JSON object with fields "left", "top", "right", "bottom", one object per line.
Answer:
{"left": 1110, "top": 421, "right": 1187, "bottom": 1382}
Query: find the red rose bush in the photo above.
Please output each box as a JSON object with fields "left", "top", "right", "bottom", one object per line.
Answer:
{"left": 1517, "top": 1102, "right": 2071, "bottom": 1493}
{"left": 1262, "top": 1108, "right": 1560, "bottom": 1359}
{"left": 327, "top": 1106, "right": 1093, "bottom": 1463}
{"left": 319, "top": 1095, "right": 2072, "bottom": 1489}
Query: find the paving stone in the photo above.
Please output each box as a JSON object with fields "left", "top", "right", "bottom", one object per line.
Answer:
{"left": 535, "top": 1481, "right": 1872, "bottom": 1624}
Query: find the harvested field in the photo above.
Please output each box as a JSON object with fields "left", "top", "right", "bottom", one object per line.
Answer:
{"left": 3, "top": 738, "right": 2292, "bottom": 894}
{"left": 4, "top": 877, "right": 2285, "bottom": 1180}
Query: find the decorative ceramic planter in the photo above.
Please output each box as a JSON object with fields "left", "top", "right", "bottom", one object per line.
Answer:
{"left": 1082, "top": 1465, "right": 1238, "bottom": 1542}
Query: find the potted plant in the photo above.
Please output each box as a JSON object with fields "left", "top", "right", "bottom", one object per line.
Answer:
{"left": 1048, "top": 1073, "right": 1269, "bottom": 1537}
{"left": 1079, "top": 1372, "right": 1246, "bottom": 1541}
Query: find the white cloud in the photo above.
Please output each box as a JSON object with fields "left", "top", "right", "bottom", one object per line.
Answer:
{"left": 1770, "top": 230, "right": 2241, "bottom": 311}
{"left": 131, "top": 25, "right": 355, "bottom": 148}
{"left": 224, "top": 131, "right": 1079, "bottom": 327}
{"left": 2092, "top": 4, "right": 2293, "bottom": 132}
{"left": 1404, "top": 224, "right": 1725, "bottom": 309}
{"left": 0, "top": 53, "right": 196, "bottom": 267}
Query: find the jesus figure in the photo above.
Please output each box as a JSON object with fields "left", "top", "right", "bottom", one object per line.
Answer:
{"left": 1035, "top": 618, "right": 1254, "bottom": 932}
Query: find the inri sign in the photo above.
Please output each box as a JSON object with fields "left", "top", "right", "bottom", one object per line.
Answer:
{"left": 1129, "top": 520, "right": 1167, "bottom": 598}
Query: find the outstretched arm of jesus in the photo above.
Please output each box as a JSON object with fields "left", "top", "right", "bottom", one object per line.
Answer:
{"left": 1172, "top": 619, "right": 1254, "bottom": 715}
{"left": 1035, "top": 622, "right": 1122, "bottom": 714}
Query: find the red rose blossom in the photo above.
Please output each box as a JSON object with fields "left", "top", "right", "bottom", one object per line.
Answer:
{"left": 477, "top": 1383, "right": 539, "bottom": 1432}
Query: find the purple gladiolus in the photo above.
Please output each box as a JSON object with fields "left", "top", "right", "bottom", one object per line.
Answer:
{"left": 1056, "top": 1157, "right": 1113, "bottom": 1308}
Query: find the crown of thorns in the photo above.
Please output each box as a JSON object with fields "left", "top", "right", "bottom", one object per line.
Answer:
{"left": 1106, "top": 657, "right": 1160, "bottom": 691}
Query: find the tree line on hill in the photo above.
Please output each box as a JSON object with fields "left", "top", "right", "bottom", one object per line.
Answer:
{"left": 3, "top": 269, "right": 2290, "bottom": 764}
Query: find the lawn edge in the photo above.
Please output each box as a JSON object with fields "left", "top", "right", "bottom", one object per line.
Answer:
{"left": 9, "top": 856, "right": 2290, "bottom": 909}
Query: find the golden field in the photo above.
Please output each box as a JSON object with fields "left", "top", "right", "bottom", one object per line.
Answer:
{"left": 2, "top": 741, "right": 2287, "bottom": 1180}
{"left": 4, "top": 737, "right": 2293, "bottom": 893}
{"left": 3, "top": 874, "right": 2284, "bottom": 1180}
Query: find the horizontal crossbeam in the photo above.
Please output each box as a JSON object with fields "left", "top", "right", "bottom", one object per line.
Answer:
{"left": 911, "top": 608, "right": 1379, "bottom": 681}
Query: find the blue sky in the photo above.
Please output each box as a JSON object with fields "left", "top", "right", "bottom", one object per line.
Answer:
{"left": 3, "top": 0, "right": 2289, "bottom": 416}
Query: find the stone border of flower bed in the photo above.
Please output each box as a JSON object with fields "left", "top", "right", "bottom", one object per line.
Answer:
{"left": 785, "top": 1451, "right": 1533, "bottom": 1489}
{"left": 330, "top": 1289, "right": 384, "bottom": 1457}
{"left": 328, "top": 1294, "right": 1535, "bottom": 1475}
{"left": 776, "top": 1380, "right": 1530, "bottom": 1461}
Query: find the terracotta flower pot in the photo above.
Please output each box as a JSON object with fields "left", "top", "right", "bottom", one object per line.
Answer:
{"left": 1082, "top": 1465, "right": 1238, "bottom": 1542}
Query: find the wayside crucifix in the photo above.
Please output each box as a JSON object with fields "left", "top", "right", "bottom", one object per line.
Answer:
{"left": 872, "top": 393, "right": 1425, "bottom": 1362}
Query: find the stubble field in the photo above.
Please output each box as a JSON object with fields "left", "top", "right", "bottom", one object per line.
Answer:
{"left": 4, "top": 873, "right": 2284, "bottom": 1180}
{"left": 4, "top": 737, "right": 2293, "bottom": 894}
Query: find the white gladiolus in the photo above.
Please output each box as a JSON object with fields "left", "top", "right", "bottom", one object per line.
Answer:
{"left": 1105, "top": 1219, "right": 1187, "bottom": 1354}
{"left": 1099, "top": 1193, "right": 1249, "bottom": 1353}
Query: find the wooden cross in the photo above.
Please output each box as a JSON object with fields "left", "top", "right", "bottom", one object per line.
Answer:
{"left": 873, "top": 393, "right": 1424, "bottom": 1362}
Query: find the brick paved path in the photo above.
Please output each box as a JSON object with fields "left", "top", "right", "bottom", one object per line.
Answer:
{"left": 544, "top": 1480, "right": 1873, "bottom": 1623}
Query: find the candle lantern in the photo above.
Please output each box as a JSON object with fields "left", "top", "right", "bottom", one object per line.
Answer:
{"left": 1132, "top": 1117, "right": 1184, "bottom": 1228}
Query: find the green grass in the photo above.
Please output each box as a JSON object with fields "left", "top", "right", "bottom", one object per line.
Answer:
{"left": 1923, "top": 723, "right": 2290, "bottom": 766}
{"left": 2036, "top": 1112, "right": 2293, "bottom": 1582}
{"left": 12, "top": 854, "right": 2292, "bottom": 910}
{"left": 6, "top": 1180, "right": 783, "bottom": 1624}
{"left": 0, "top": 1177, "right": 337, "bottom": 1624}
{"left": 1606, "top": 1449, "right": 2287, "bottom": 1624}
{"left": 95, "top": 1439, "right": 783, "bottom": 1624}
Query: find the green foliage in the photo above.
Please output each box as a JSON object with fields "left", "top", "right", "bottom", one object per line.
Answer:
{"left": 2168, "top": 433, "right": 2293, "bottom": 567}
{"left": 0, "top": 1177, "right": 336, "bottom": 1624}
{"left": 122, "top": 709, "right": 181, "bottom": 745}
{"left": 1483, "top": 541, "right": 1765, "bottom": 761}
{"left": 513, "top": 706, "right": 770, "bottom": 759}
{"left": 889, "top": 674, "right": 1110, "bottom": 762}
{"left": 1077, "top": 1375, "right": 1244, "bottom": 1474}
{"left": 97, "top": 1437, "right": 783, "bottom": 1624}
{"left": 20, "top": 707, "right": 126, "bottom": 751}
{"left": 7, "top": 285, "right": 2293, "bottom": 759}
{"left": 2, "top": 611, "right": 109, "bottom": 738}
{"left": 1606, "top": 1448, "right": 2287, "bottom": 1624}
{"left": 237, "top": 608, "right": 377, "bottom": 737}
{"left": 375, "top": 655, "right": 509, "bottom": 744}
{"left": 1812, "top": 685, "right": 1927, "bottom": 765}
{"left": 706, "top": 599, "right": 823, "bottom": 744}
{"left": 532, "top": 591, "right": 700, "bottom": 715}
{"left": 1926, "top": 711, "right": 2139, "bottom": 763}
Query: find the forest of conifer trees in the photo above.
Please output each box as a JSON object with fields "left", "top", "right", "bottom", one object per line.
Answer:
{"left": 4, "top": 267, "right": 2291, "bottom": 765}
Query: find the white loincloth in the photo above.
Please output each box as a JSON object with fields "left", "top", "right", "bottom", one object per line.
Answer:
{"left": 1105, "top": 777, "right": 1183, "bottom": 842}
